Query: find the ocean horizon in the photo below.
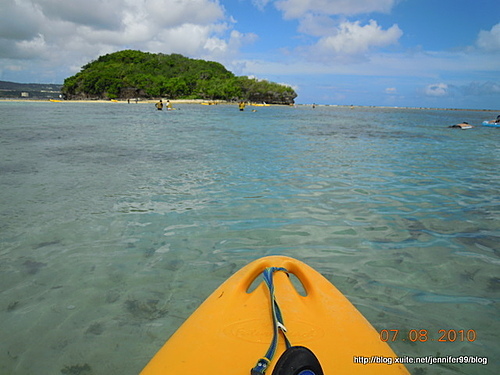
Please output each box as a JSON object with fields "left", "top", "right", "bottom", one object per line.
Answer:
{"left": 1, "top": 97, "right": 500, "bottom": 112}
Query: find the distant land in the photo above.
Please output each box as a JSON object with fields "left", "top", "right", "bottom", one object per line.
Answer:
{"left": 0, "top": 81, "right": 62, "bottom": 100}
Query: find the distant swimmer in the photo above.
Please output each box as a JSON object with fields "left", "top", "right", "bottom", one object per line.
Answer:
{"left": 238, "top": 101, "right": 245, "bottom": 111}
{"left": 482, "top": 115, "right": 500, "bottom": 125}
{"left": 449, "top": 122, "right": 473, "bottom": 129}
{"left": 155, "top": 99, "right": 163, "bottom": 110}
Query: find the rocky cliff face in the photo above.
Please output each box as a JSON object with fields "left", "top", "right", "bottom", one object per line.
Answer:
{"left": 248, "top": 90, "right": 297, "bottom": 105}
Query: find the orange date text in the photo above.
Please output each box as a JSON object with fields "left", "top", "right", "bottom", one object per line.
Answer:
{"left": 379, "top": 329, "right": 477, "bottom": 343}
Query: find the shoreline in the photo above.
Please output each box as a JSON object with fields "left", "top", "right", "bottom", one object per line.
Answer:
{"left": 0, "top": 98, "right": 213, "bottom": 104}
{"left": 0, "top": 98, "right": 498, "bottom": 112}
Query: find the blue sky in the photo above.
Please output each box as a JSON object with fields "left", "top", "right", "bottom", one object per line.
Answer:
{"left": 1, "top": 0, "right": 499, "bottom": 109}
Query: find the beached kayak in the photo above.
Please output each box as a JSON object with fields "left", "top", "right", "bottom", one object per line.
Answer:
{"left": 140, "top": 256, "right": 409, "bottom": 374}
{"left": 482, "top": 121, "right": 500, "bottom": 127}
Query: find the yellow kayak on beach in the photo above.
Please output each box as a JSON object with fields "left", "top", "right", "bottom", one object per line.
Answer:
{"left": 140, "top": 256, "right": 409, "bottom": 375}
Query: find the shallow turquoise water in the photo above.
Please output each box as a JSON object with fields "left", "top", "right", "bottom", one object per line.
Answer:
{"left": 0, "top": 102, "right": 498, "bottom": 374}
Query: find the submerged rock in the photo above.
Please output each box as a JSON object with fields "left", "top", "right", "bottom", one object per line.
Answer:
{"left": 22, "top": 259, "right": 47, "bottom": 275}
{"left": 60, "top": 363, "right": 92, "bottom": 375}
{"left": 124, "top": 297, "right": 168, "bottom": 320}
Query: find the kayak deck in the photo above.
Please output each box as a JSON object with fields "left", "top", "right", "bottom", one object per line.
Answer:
{"left": 140, "top": 256, "right": 409, "bottom": 374}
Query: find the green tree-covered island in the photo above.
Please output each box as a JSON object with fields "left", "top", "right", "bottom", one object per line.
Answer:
{"left": 62, "top": 50, "right": 297, "bottom": 104}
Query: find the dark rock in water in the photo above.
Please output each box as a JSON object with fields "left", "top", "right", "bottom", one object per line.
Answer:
{"left": 144, "top": 247, "right": 156, "bottom": 257}
{"left": 124, "top": 298, "right": 168, "bottom": 320}
{"left": 7, "top": 301, "right": 19, "bottom": 311}
{"left": 33, "top": 240, "right": 61, "bottom": 249}
{"left": 403, "top": 217, "right": 426, "bottom": 239}
{"left": 105, "top": 289, "right": 121, "bottom": 303}
{"left": 212, "top": 262, "right": 237, "bottom": 278}
{"left": 164, "top": 259, "right": 184, "bottom": 271}
{"left": 487, "top": 277, "right": 500, "bottom": 291}
{"left": 460, "top": 269, "right": 479, "bottom": 282}
{"left": 413, "top": 367, "right": 428, "bottom": 375}
{"left": 60, "top": 363, "right": 92, "bottom": 375}
{"left": 22, "top": 259, "right": 47, "bottom": 274}
{"left": 85, "top": 322, "right": 104, "bottom": 335}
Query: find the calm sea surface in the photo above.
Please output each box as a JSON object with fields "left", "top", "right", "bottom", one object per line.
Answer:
{"left": 0, "top": 102, "right": 498, "bottom": 374}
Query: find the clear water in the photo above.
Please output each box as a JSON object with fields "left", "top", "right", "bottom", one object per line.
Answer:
{"left": 0, "top": 102, "right": 498, "bottom": 375}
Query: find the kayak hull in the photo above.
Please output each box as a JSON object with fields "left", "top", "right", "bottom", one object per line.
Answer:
{"left": 482, "top": 121, "right": 500, "bottom": 127}
{"left": 140, "top": 256, "right": 409, "bottom": 374}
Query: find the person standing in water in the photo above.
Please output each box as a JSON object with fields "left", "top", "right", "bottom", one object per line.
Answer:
{"left": 238, "top": 101, "right": 245, "bottom": 111}
{"left": 155, "top": 99, "right": 163, "bottom": 110}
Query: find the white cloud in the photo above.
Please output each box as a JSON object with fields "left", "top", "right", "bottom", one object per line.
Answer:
{"left": 252, "top": 1, "right": 402, "bottom": 63}
{"left": 0, "top": 0, "right": 43, "bottom": 41}
{"left": 144, "top": 0, "right": 225, "bottom": 28}
{"left": 385, "top": 87, "right": 397, "bottom": 94}
{"left": 252, "top": 0, "right": 272, "bottom": 11}
{"left": 4, "top": 65, "right": 23, "bottom": 72}
{"left": 0, "top": 0, "right": 255, "bottom": 81}
{"left": 234, "top": 43, "right": 500, "bottom": 80}
{"left": 307, "top": 20, "right": 402, "bottom": 61}
{"left": 425, "top": 83, "right": 449, "bottom": 97}
{"left": 149, "top": 23, "right": 215, "bottom": 54}
{"left": 224, "top": 30, "right": 259, "bottom": 55}
{"left": 16, "top": 33, "right": 47, "bottom": 57}
{"left": 297, "top": 14, "right": 338, "bottom": 37}
{"left": 459, "top": 81, "right": 500, "bottom": 96}
{"left": 476, "top": 23, "right": 500, "bottom": 52}
{"left": 420, "top": 81, "right": 500, "bottom": 101}
{"left": 275, "top": 0, "right": 398, "bottom": 19}
{"left": 34, "top": 0, "right": 123, "bottom": 30}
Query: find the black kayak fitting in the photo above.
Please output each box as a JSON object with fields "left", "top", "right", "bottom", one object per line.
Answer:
{"left": 271, "top": 346, "right": 324, "bottom": 375}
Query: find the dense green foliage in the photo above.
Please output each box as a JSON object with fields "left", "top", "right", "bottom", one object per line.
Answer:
{"left": 62, "top": 50, "right": 296, "bottom": 104}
